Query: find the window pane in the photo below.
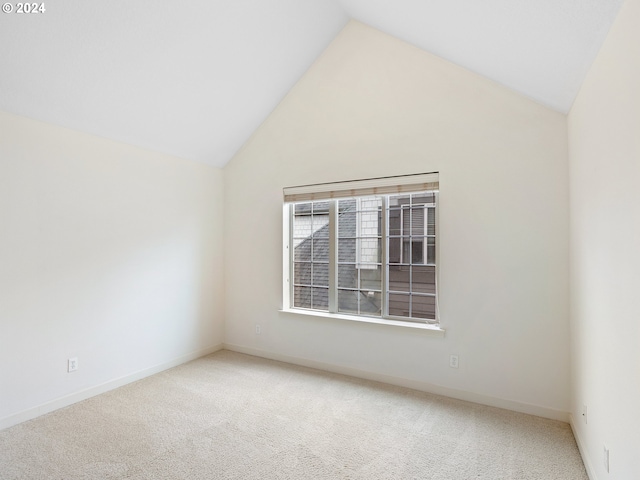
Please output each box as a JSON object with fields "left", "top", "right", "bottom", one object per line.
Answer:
{"left": 359, "top": 265, "right": 381, "bottom": 290}
{"left": 359, "top": 238, "right": 381, "bottom": 264}
{"left": 294, "top": 239, "right": 311, "bottom": 261}
{"left": 293, "top": 217, "right": 312, "bottom": 239}
{"left": 293, "top": 200, "right": 330, "bottom": 265}
{"left": 391, "top": 194, "right": 411, "bottom": 206}
{"left": 403, "top": 239, "right": 411, "bottom": 264}
{"left": 359, "top": 213, "right": 380, "bottom": 237}
{"left": 338, "top": 264, "right": 357, "bottom": 288}
{"left": 312, "top": 263, "right": 328, "bottom": 287}
{"left": 388, "top": 265, "right": 410, "bottom": 292}
{"left": 293, "top": 286, "right": 311, "bottom": 309}
{"left": 338, "top": 207, "right": 356, "bottom": 238}
{"left": 412, "top": 295, "right": 436, "bottom": 320}
{"left": 411, "top": 192, "right": 435, "bottom": 206}
{"left": 338, "top": 198, "right": 357, "bottom": 212}
{"left": 311, "top": 207, "right": 329, "bottom": 237}
{"left": 312, "top": 287, "right": 329, "bottom": 310}
{"left": 388, "top": 292, "right": 410, "bottom": 318}
{"left": 410, "top": 207, "right": 424, "bottom": 236}
{"left": 359, "top": 198, "right": 382, "bottom": 239}
{"left": 411, "top": 239, "right": 424, "bottom": 264}
{"left": 337, "top": 287, "right": 383, "bottom": 316}
{"left": 338, "top": 239, "right": 356, "bottom": 263}
{"left": 313, "top": 238, "right": 329, "bottom": 262}
{"left": 338, "top": 289, "right": 359, "bottom": 314}
{"left": 294, "top": 262, "right": 311, "bottom": 285}
{"left": 338, "top": 199, "right": 357, "bottom": 239}
{"left": 359, "top": 197, "right": 382, "bottom": 211}
{"left": 313, "top": 221, "right": 329, "bottom": 237}
{"left": 294, "top": 203, "right": 312, "bottom": 215}
{"left": 313, "top": 202, "right": 330, "bottom": 214}
{"left": 427, "top": 207, "right": 436, "bottom": 236}
{"left": 387, "top": 208, "right": 402, "bottom": 236}
{"left": 359, "top": 291, "right": 381, "bottom": 316}
{"left": 402, "top": 207, "right": 410, "bottom": 235}
{"left": 427, "top": 237, "right": 436, "bottom": 265}
{"left": 412, "top": 266, "right": 435, "bottom": 294}
{"left": 388, "top": 237, "right": 402, "bottom": 264}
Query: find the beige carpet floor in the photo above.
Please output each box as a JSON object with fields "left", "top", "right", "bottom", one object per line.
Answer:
{"left": 0, "top": 350, "right": 588, "bottom": 479}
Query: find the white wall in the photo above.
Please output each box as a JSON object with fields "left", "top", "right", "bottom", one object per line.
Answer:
{"left": 0, "top": 111, "right": 225, "bottom": 428}
{"left": 224, "top": 21, "right": 570, "bottom": 419}
{"left": 568, "top": 0, "right": 640, "bottom": 477}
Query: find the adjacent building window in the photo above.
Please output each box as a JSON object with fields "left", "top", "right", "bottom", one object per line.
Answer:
{"left": 284, "top": 173, "right": 439, "bottom": 324}
{"left": 387, "top": 192, "right": 437, "bottom": 320}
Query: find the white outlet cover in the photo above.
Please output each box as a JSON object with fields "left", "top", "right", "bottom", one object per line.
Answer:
{"left": 68, "top": 357, "right": 78, "bottom": 372}
{"left": 449, "top": 355, "right": 459, "bottom": 369}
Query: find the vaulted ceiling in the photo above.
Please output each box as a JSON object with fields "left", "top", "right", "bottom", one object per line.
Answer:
{"left": 0, "top": 0, "right": 624, "bottom": 167}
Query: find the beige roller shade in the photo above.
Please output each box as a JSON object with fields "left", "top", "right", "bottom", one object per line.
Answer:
{"left": 284, "top": 172, "right": 439, "bottom": 203}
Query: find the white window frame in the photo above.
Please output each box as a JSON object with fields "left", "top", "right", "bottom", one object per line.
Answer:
{"left": 281, "top": 173, "right": 443, "bottom": 334}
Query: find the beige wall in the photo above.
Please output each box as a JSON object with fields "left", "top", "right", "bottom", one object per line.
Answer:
{"left": 224, "top": 21, "right": 570, "bottom": 418}
{"left": 568, "top": 0, "right": 640, "bottom": 477}
{"left": 0, "top": 112, "right": 225, "bottom": 427}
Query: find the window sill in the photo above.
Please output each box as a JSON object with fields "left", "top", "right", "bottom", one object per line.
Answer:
{"left": 278, "top": 308, "right": 445, "bottom": 336}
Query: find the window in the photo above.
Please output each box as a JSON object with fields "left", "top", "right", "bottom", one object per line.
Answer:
{"left": 284, "top": 173, "right": 439, "bottom": 325}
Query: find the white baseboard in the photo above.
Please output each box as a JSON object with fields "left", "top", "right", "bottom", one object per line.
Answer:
{"left": 222, "top": 343, "right": 570, "bottom": 423}
{"left": 570, "top": 414, "right": 597, "bottom": 480}
{"left": 0, "top": 344, "right": 223, "bottom": 431}
{"left": 2, "top": 342, "right": 571, "bottom": 432}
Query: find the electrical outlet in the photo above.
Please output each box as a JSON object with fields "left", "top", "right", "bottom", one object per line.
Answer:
{"left": 582, "top": 405, "right": 587, "bottom": 424}
{"left": 68, "top": 357, "right": 78, "bottom": 373}
{"left": 255, "top": 324, "right": 261, "bottom": 334}
{"left": 603, "top": 446, "right": 609, "bottom": 473}
{"left": 449, "top": 354, "right": 459, "bottom": 369}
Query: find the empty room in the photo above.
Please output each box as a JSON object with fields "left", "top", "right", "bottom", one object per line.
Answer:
{"left": 1, "top": 0, "right": 638, "bottom": 479}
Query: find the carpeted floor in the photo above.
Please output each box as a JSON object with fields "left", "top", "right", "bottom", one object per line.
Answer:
{"left": 0, "top": 350, "right": 588, "bottom": 479}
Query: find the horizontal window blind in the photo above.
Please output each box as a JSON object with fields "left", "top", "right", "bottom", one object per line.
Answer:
{"left": 283, "top": 172, "right": 439, "bottom": 203}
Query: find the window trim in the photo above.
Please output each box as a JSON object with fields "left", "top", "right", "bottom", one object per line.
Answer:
{"left": 278, "top": 307, "right": 445, "bottom": 335}
{"left": 283, "top": 173, "right": 441, "bottom": 330}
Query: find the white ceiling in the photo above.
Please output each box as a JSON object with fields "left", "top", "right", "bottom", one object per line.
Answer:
{"left": 339, "top": 0, "right": 624, "bottom": 112}
{"left": 0, "top": 0, "right": 624, "bottom": 167}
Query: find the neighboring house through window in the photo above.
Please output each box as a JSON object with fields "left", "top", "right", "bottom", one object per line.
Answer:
{"left": 284, "top": 173, "right": 439, "bottom": 325}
